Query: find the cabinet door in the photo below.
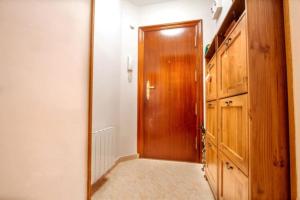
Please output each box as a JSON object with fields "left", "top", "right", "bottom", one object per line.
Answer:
{"left": 218, "top": 15, "right": 247, "bottom": 98}
{"left": 218, "top": 94, "right": 248, "bottom": 175}
{"left": 205, "top": 139, "right": 218, "bottom": 198}
{"left": 206, "top": 55, "right": 217, "bottom": 100}
{"left": 219, "top": 152, "right": 248, "bottom": 200}
{"left": 206, "top": 101, "right": 217, "bottom": 145}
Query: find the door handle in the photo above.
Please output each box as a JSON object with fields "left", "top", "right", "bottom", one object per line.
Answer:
{"left": 146, "top": 80, "right": 155, "bottom": 100}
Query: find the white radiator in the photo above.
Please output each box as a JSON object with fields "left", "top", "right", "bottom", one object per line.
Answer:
{"left": 92, "top": 127, "right": 116, "bottom": 184}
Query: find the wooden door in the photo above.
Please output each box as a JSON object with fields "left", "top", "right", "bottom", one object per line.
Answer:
{"left": 219, "top": 152, "right": 248, "bottom": 200}
{"left": 205, "top": 139, "right": 218, "bottom": 198}
{"left": 138, "top": 21, "right": 203, "bottom": 162}
{"left": 206, "top": 55, "right": 217, "bottom": 100}
{"left": 218, "top": 15, "right": 247, "bottom": 98}
{"left": 206, "top": 101, "right": 218, "bottom": 145}
{"left": 218, "top": 94, "right": 248, "bottom": 174}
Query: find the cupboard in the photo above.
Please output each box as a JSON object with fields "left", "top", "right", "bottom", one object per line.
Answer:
{"left": 206, "top": 138, "right": 218, "bottom": 198}
{"left": 206, "top": 101, "right": 218, "bottom": 145}
{"left": 219, "top": 95, "right": 248, "bottom": 175}
{"left": 206, "top": 55, "right": 217, "bottom": 100}
{"left": 204, "top": 0, "right": 290, "bottom": 199}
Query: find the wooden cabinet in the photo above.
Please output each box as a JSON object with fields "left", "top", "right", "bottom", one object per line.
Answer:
{"left": 204, "top": 1, "right": 290, "bottom": 199}
{"left": 205, "top": 139, "right": 218, "bottom": 198}
{"left": 219, "top": 152, "right": 248, "bottom": 200}
{"left": 218, "top": 15, "right": 247, "bottom": 98}
{"left": 206, "top": 55, "right": 217, "bottom": 100}
{"left": 218, "top": 94, "right": 248, "bottom": 175}
{"left": 206, "top": 101, "right": 218, "bottom": 145}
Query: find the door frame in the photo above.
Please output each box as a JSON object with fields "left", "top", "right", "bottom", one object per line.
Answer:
{"left": 87, "top": 0, "right": 95, "bottom": 199}
{"left": 137, "top": 20, "right": 204, "bottom": 162}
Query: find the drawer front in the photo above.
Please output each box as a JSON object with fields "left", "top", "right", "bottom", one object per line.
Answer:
{"left": 206, "top": 101, "right": 218, "bottom": 145}
{"left": 218, "top": 15, "right": 247, "bottom": 98}
{"left": 206, "top": 55, "right": 217, "bottom": 100}
{"left": 205, "top": 139, "right": 218, "bottom": 198}
{"left": 218, "top": 94, "right": 248, "bottom": 175}
{"left": 219, "top": 152, "right": 248, "bottom": 200}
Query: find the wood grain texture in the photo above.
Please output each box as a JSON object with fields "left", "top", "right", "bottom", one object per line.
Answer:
{"left": 205, "top": 138, "right": 218, "bottom": 199}
{"left": 206, "top": 101, "right": 218, "bottom": 146}
{"left": 247, "top": 0, "right": 290, "bottom": 199}
{"left": 138, "top": 20, "right": 203, "bottom": 162}
{"left": 206, "top": 55, "right": 217, "bottom": 101}
{"left": 218, "top": 15, "right": 247, "bottom": 99}
{"left": 143, "top": 25, "right": 197, "bottom": 161}
{"left": 205, "top": 0, "right": 245, "bottom": 60}
{"left": 283, "top": 0, "right": 297, "bottom": 199}
{"left": 219, "top": 152, "right": 248, "bottom": 200}
{"left": 87, "top": 0, "right": 95, "bottom": 199}
{"left": 218, "top": 94, "right": 249, "bottom": 176}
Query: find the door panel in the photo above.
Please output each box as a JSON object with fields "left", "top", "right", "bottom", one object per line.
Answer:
{"left": 139, "top": 22, "right": 202, "bottom": 162}
{"left": 218, "top": 94, "right": 248, "bottom": 175}
{"left": 206, "top": 55, "right": 217, "bottom": 100}
{"left": 218, "top": 15, "right": 247, "bottom": 98}
{"left": 219, "top": 152, "right": 248, "bottom": 200}
{"left": 205, "top": 139, "right": 218, "bottom": 198}
{"left": 206, "top": 101, "right": 218, "bottom": 145}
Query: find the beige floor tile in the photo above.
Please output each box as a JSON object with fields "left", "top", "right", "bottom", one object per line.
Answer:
{"left": 92, "top": 159, "right": 214, "bottom": 200}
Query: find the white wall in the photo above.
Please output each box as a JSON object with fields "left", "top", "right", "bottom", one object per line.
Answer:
{"left": 119, "top": 0, "right": 139, "bottom": 157}
{"left": 0, "top": 1, "right": 91, "bottom": 199}
{"left": 92, "top": 1, "right": 122, "bottom": 182}
{"left": 139, "top": 0, "right": 215, "bottom": 46}
{"left": 289, "top": 0, "right": 300, "bottom": 198}
{"left": 93, "top": 0, "right": 121, "bottom": 134}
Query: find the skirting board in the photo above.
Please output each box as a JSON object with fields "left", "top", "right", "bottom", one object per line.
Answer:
{"left": 91, "top": 154, "right": 139, "bottom": 195}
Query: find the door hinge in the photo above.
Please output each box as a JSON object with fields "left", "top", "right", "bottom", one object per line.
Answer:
{"left": 195, "top": 69, "right": 198, "bottom": 82}
{"left": 195, "top": 135, "right": 198, "bottom": 150}
{"left": 195, "top": 103, "right": 198, "bottom": 115}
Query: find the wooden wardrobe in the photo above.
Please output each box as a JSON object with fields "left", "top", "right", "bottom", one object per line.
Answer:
{"left": 204, "top": 0, "right": 290, "bottom": 199}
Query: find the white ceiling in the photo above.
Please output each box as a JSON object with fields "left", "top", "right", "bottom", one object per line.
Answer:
{"left": 128, "top": 0, "right": 175, "bottom": 6}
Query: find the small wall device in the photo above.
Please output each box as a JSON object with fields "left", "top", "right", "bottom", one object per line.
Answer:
{"left": 127, "top": 56, "right": 133, "bottom": 72}
{"left": 127, "top": 55, "right": 134, "bottom": 82}
{"left": 211, "top": 0, "right": 222, "bottom": 20}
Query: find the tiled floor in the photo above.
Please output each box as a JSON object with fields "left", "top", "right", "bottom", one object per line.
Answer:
{"left": 92, "top": 158, "right": 214, "bottom": 200}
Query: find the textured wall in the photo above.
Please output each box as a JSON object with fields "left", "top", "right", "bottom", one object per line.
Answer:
{"left": 0, "top": 1, "right": 91, "bottom": 199}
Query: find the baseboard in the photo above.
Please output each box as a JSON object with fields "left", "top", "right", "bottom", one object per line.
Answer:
{"left": 91, "top": 154, "right": 139, "bottom": 196}
{"left": 116, "top": 154, "right": 139, "bottom": 164}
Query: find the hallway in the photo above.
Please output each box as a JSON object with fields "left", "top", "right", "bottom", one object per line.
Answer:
{"left": 0, "top": 0, "right": 297, "bottom": 199}
{"left": 92, "top": 159, "right": 214, "bottom": 200}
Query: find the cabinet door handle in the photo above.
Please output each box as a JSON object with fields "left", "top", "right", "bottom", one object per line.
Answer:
{"left": 225, "top": 162, "right": 234, "bottom": 170}
{"left": 225, "top": 100, "right": 233, "bottom": 106}
{"left": 225, "top": 37, "right": 232, "bottom": 46}
{"left": 206, "top": 74, "right": 212, "bottom": 82}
